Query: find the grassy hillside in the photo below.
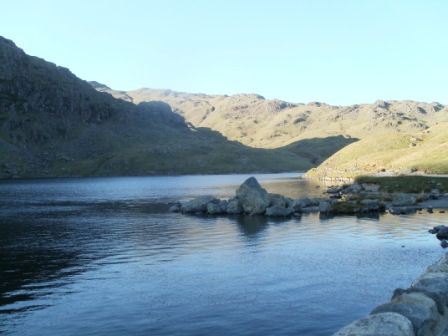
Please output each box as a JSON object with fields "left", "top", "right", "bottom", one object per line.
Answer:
{"left": 305, "top": 123, "right": 448, "bottom": 179}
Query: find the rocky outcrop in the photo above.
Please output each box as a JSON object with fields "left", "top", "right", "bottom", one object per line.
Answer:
{"left": 174, "top": 177, "right": 385, "bottom": 217}
{"left": 236, "top": 177, "right": 270, "bottom": 214}
{"left": 334, "top": 253, "right": 448, "bottom": 336}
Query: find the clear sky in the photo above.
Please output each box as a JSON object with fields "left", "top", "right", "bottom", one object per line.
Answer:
{"left": 1, "top": 0, "right": 447, "bottom": 105}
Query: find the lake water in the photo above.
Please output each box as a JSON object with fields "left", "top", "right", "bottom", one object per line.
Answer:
{"left": 0, "top": 173, "right": 446, "bottom": 335}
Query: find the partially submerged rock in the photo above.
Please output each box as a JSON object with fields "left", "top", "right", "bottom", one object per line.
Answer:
{"left": 236, "top": 177, "right": 270, "bottom": 215}
{"left": 227, "top": 198, "right": 243, "bottom": 214}
{"left": 181, "top": 195, "right": 219, "bottom": 213}
{"left": 265, "top": 205, "right": 294, "bottom": 217}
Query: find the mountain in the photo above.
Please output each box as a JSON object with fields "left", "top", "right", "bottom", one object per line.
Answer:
{"left": 0, "top": 36, "right": 311, "bottom": 178}
{"left": 3, "top": 34, "right": 445, "bottom": 179}
{"left": 93, "top": 86, "right": 448, "bottom": 178}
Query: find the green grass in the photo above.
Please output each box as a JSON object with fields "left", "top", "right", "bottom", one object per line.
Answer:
{"left": 305, "top": 124, "right": 448, "bottom": 179}
{"left": 355, "top": 175, "right": 448, "bottom": 193}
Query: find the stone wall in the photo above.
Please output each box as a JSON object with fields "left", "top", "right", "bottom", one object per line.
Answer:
{"left": 334, "top": 253, "right": 448, "bottom": 336}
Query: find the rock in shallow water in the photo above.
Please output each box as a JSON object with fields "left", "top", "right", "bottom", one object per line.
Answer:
{"left": 265, "top": 205, "right": 294, "bottom": 217}
{"left": 236, "top": 177, "right": 270, "bottom": 215}
{"left": 181, "top": 195, "right": 219, "bottom": 213}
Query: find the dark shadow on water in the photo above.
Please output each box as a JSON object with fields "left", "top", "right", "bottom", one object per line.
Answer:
{"left": 234, "top": 215, "right": 269, "bottom": 237}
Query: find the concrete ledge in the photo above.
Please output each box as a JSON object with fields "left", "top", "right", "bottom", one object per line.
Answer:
{"left": 333, "top": 253, "right": 448, "bottom": 336}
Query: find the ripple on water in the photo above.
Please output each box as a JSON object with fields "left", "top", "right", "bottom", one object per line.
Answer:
{"left": 0, "top": 175, "right": 445, "bottom": 336}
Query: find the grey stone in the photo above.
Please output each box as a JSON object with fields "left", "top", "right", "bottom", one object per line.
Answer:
{"left": 268, "top": 193, "right": 290, "bottom": 207}
{"left": 341, "top": 183, "right": 363, "bottom": 194}
{"left": 308, "top": 198, "right": 321, "bottom": 206}
{"left": 207, "top": 203, "right": 223, "bottom": 215}
{"left": 291, "top": 196, "right": 314, "bottom": 211}
{"left": 429, "top": 189, "right": 440, "bottom": 200}
{"left": 412, "top": 272, "right": 448, "bottom": 301}
{"left": 334, "top": 312, "right": 414, "bottom": 336}
{"left": 218, "top": 200, "right": 228, "bottom": 213}
{"left": 319, "top": 199, "right": 333, "bottom": 214}
{"left": 371, "top": 292, "right": 439, "bottom": 336}
{"left": 236, "top": 177, "right": 270, "bottom": 215}
{"left": 265, "top": 205, "right": 294, "bottom": 217}
{"left": 181, "top": 196, "right": 218, "bottom": 213}
{"left": 436, "top": 226, "right": 448, "bottom": 240}
{"left": 389, "top": 207, "right": 417, "bottom": 215}
{"left": 361, "top": 199, "right": 379, "bottom": 209}
{"left": 392, "top": 194, "right": 417, "bottom": 206}
{"left": 326, "top": 186, "right": 342, "bottom": 194}
{"left": 227, "top": 198, "right": 243, "bottom": 214}
{"left": 300, "top": 206, "right": 320, "bottom": 213}
{"left": 426, "top": 254, "right": 448, "bottom": 273}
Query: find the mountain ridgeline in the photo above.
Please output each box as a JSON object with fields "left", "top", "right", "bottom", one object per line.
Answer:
{"left": 0, "top": 36, "right": 313, "bottom": 178}
{"left": 93, "top": 84, "right": 448, "bottom": 178}
{"left": 1, "top": 35, "right": 447, "bottom": 179}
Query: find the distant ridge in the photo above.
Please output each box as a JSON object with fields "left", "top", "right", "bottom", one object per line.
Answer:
{"left": 92, "top": 85, "right": 448, "bottom": 177}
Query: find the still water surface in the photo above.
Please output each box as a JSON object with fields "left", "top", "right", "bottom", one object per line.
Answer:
{"left": 0, "top": 173, "right": 445, "bottom": 335}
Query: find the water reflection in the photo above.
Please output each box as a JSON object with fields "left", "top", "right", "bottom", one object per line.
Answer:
{"left": 234, "top": 215, "right": 269, "bottom": 238}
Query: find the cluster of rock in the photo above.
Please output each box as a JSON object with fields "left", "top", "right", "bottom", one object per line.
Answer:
{"left": 170, "top": 177, "right": 386, "bottom": 217}
{"left": 334, "top": 253, "right": 448, "bottom": 336}
{"left": 325, "top": 182, "right": 446, "bottom": 216}
{"left": 429, "top": 226, "right": 448, "bottom": 249}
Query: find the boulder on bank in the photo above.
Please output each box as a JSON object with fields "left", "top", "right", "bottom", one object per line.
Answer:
{"left": 236, "top": 177, "right": 270, "bottom": 215}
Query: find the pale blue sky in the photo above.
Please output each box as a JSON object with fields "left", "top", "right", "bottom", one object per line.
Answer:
{"left": 1, "top": 0, "right": 447, "bottom": 105}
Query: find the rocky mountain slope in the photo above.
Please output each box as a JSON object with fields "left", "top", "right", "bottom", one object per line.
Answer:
{"left": 0, "top": 36, "right": 311, "bottom": 178}
{"left": 93, "top": 85, "right": 448, "bottom": 177}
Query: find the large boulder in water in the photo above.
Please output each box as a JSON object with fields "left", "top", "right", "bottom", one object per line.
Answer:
{"left": 181, "top": 195, "right": 219, "bottom": 213}
{"left": 236, "top": 177, "right": 270, "bottom": 215}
